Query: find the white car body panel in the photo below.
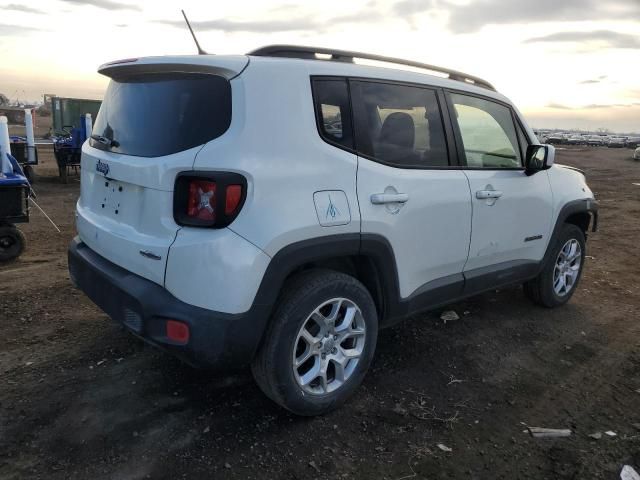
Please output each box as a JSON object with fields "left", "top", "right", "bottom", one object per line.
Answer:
{"left": 357, "top": 160, "right": 472, "bottom": 298}
{"left": 165, "top": 227, "right": 271, "bottom": 313}
{"left": 197, "top": 63, "right": 361, "bottom": 257}
{"left": 463, "top": 170, "right": 553, "bottom": 271}
{"left": 77, "top": 143, "right": 199, "bottom": 286}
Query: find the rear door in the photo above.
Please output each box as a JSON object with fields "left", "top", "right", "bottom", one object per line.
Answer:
{"left": 445, "top": 91, "right": 553, "bottom": 284}
{"left": 76, "top": 66, "right": 238, "bottom": 286}
{"left": 352, "top": 80, "right": 472, "bottom": 301}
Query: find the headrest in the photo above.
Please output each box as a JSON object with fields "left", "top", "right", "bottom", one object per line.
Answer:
{"left": 379, "top": 112, "right": 415, "bottom": 148}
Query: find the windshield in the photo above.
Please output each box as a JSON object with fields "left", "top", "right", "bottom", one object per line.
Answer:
{"left": 91, "top": 73, "right": 231, "bottom": 157}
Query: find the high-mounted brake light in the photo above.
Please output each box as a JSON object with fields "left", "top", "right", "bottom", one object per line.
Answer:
{"left": 174, "top": 172, "right": 247, "bottom": 228}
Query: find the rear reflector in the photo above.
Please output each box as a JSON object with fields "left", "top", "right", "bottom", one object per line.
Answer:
{"left": 225, "top": 185, "right": 242, "bottom": 215}
{"left": 166, "top": 320, "right": 190, "bottom": 344}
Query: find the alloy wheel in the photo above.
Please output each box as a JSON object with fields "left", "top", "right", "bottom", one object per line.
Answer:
{"left": 292, "top": 298, "right": 366, "bottom": 395}
{"left": 553, "top": 239, "right": 582, "bottom": 296}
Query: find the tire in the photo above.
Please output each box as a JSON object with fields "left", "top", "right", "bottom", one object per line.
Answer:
{"left": 524, "top": 224, "right": 586, "bottom": 308}
{"left": 252, "top": 269, "right": 378, "bottom": 416}
{"left": 0, "top": 225, "right": 26, "bottom": 262}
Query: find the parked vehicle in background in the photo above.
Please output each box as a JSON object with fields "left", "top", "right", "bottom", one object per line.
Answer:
{"left": 587, "top": 136, "right": 605, "bottom": 146}
{"left": 607, "top": 137, "right": 626, "bottom": 148}
{"left": 567, "top": 135, "right": 584, "bottom": 146}
{"left": 68, "top": 45, "right": 598, "bottom": 415}
{"left": 547, "top": 133, "right": 565, "bottom": 145}
{"left": 626, "top": 137, "right": 640, "bottom": 149}
{"left": 634, "top": 147, "right": 640, "bottom": 160}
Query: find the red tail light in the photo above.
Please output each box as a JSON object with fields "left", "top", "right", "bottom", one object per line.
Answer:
{"left": 187, "top": 180, "right": 217, "bottom": 221}
{"left": 174, "top": 172, "right": 246, "bottom": 228}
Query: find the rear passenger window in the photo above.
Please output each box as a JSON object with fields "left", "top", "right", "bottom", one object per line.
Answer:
{"left": 450, "top": 93, "right": 522, "bottom": 169}
{"left": 312, "top": 79, "right": 354, "bottom": 150}
{"left": 351, "top": 81, "right": 448, "bottom": 168}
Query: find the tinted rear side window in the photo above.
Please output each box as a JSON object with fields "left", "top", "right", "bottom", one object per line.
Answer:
{"left": 351, "top": 81, "right": 449, "bottom": 168}
{"left": 91, "top": 73, "right": 231, "bottom": 158}
{"left": 311, "top": 78, "right": 354, "bottom": 150}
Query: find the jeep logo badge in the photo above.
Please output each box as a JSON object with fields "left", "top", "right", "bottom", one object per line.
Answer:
{"left": 96, "top": 160, "right": 110, "bottom": 176}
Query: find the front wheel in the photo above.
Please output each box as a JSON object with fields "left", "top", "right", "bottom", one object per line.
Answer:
{"left": 524, "top": 224, "right": 586, "bottom": 307}
{"left": 252, "top": 270, "right": 378, "bottom": 416}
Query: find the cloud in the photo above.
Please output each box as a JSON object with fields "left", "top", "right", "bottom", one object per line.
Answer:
{"left": 158, "top": 17, "right": 318, "bottom": 33}
{"left": 0, "top": 23, "right": 40, "bottom": 36}
{"left": 546, "top": 103, "right": 573, "bottom": 110}
{"left": 440, "top": 0, "right": 640, "bottom": 33}
{"left": 3, "top": 4, "right": 43, "bottom": 14}
{"left": 59, "top": 0, "right": 140, "bottom": 11}
{"left": 156, "top": 0, "right": 640, "bottom": 36}
{"left": 525, "top": 30, "right": 640, "bottom": 50}
{"left": 393, "top": 0, "right": 438, "bottom": 16}
{"left": 579, "top": 76, "right": 607, "bottom": 85}
{"left": 547, "top": 102, "right": 640, "bottom": 110}
{"left": 157, "top": 10, "right": 387, "bottom": 34}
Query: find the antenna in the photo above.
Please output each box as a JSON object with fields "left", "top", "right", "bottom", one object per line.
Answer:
{"left": 181, "top": 10, "right": 207, "bottom": 55}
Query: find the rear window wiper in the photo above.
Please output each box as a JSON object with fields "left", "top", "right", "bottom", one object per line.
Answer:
{"left": 91, "top": 134, "right": 120, "bottom": 148}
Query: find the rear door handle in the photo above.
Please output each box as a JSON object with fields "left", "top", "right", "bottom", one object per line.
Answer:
{"left": 476, "top": 190, "right": 503, "bottom": 200}
{"left": 370, "top": 193, "right": 409, "bottom": 204}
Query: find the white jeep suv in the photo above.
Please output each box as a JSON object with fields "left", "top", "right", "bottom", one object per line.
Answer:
{"left": 68, "top": 46, "right": 598, "bottom": 415}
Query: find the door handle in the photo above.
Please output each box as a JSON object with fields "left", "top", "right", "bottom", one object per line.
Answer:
{"left": 476, "top": 190, "right": 503, "bottom": 200}
{"left": 370, "top": 193, "right": 409, "bottom": 204}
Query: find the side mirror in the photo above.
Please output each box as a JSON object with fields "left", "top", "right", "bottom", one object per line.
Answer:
{"left": 525, "top": 144, "right": 555, "bottom": 174}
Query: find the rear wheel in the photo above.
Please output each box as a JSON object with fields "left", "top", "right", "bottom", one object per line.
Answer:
{"left": 524, "top": 224, "right": 586, "bottom": 307}
{"left": 0, "top": 225, "right": 26, "bottom": 262}
{"left": 252, "top": 270, "right": 378, "bottom": 416}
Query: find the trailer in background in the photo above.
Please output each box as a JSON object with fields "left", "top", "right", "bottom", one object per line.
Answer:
{"left": 51, "top": 96, "right": 101, "bottom": 133}
{"left": 51, "top": 97, "right": 100, "bottom": 182}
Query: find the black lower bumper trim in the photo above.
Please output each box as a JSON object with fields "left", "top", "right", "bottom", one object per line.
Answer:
{"left": 68, "top": 237, "right": 269, "bottom": 370}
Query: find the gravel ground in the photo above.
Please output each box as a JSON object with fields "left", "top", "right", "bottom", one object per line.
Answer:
{"left": 1, "top": 146, "right": 639, "bottom": 480}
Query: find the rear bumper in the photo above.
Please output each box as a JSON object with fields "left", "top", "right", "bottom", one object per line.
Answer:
{"left": 68, "top": 237, "right": 269, "bottom": 370}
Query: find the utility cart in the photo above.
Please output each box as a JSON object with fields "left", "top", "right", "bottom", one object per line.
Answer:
{"left": 9, "top": 136, "right": 38, "bottom": 183}
{"left": 0, "top": 156, "right": 30, "bottom": 262}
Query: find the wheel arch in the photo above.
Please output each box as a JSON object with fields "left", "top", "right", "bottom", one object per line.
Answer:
{"left": 539, "top": 199, "right": 597, "bottom": 274}
{"left": 252, "top": 234, "right": 401, "bottom": 343}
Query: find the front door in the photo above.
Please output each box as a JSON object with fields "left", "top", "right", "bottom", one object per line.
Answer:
{"left": 446, "top": 92, "right": 553, "bottom": 284}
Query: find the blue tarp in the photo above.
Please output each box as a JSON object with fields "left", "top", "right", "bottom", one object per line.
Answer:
{"left": 0, "top": 153, "right": 29, "bottom": 186}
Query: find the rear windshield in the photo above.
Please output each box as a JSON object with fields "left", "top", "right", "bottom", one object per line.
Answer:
{"left": 91, "top": 73, "right": 231, "bottom": 157}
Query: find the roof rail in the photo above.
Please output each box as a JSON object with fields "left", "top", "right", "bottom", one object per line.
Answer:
{"left": 248, "top": 45, "right": 495, "bottom": 91}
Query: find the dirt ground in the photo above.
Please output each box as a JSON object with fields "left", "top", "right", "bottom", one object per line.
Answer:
{"left": 1, "top": 146, "right": 639, "bottom": 480}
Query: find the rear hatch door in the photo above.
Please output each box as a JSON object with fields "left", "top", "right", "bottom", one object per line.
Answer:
{"left": 76, "top": 56, "right": 247, "bottom": 286}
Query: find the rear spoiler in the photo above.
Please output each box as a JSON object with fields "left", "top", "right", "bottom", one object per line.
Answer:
{"left": 98, "top": 55, "right": 249, "bottom": 81}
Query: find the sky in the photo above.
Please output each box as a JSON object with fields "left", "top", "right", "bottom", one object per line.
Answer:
{"left": 0, "top": 0, "right": 639, "bottom": 132}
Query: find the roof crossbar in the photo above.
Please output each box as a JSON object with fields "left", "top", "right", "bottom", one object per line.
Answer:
{"left": 248, "top": 45, "right": 495, "bottom": 91}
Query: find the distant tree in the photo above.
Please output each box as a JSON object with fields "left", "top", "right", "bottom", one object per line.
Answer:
{"left": 596, "top": 127, "right": 611, "bottom": 134}
{"left": 0, "top": 93, "right": 9, "bottom": 106}
{"left": 36, "top": 104, "right": 51, "bottom": 117}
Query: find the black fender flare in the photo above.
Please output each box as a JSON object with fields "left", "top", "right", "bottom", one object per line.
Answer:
{"left": 247, "top": 233, "right": 401, "bottom": 345}
{"left": 539, "top": 198, "right": 598, "bottom": 274}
